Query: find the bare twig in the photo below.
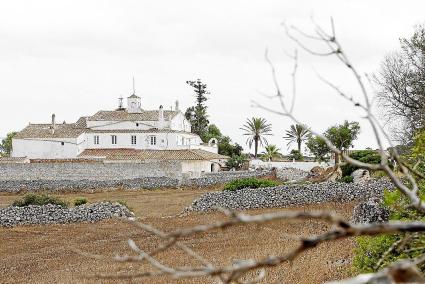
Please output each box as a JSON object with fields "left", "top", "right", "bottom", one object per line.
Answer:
{"left": 77, "top": 18, "right": 425, "bottom": 283}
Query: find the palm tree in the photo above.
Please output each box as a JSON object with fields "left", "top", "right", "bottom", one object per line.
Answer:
{"left": 240, "top": 117, "right": 273, "bottom": 158}
{"left": 261, "top": 145, "right": 281, "bottom": 162}
{"left": 284, "top": 124, "right": 310, "bottom": 153}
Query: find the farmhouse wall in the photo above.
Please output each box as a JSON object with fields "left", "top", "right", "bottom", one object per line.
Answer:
{"left": 181, "top": 160, "right": 212, "bottom": 174}
{"left": 12, "top": 137, "right": 82, "bottom": 159}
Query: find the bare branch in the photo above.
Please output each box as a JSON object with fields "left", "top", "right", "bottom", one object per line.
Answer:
{"left": 77, "top": 18, "right": 425, "bottom": 283}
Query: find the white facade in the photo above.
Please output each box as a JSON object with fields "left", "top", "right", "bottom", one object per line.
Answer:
{"left": 12, "top": 136, "right": 84, "bottom": 159}
{"left": 85, "top": 131, "right": 202, "bottom": 151}
{"left": 12, "top": 95, "right": 217, "bottom": 159}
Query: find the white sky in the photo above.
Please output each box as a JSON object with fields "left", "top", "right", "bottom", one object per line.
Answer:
{"left": 1, "top": 0, "right": 424, "bottom": 154}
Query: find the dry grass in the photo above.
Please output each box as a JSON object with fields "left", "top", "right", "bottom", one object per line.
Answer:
{"left": 0, "top": 189, "right": 357, "bottom": 283}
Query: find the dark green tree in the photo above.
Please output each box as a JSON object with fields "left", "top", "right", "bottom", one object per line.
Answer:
{"left": 185, "top": 79, "right": 210, "bottom": 140}
{"left": 0, "top": 132, "right": 17, "bottom": 157}
{"left": 226, "top": 154, "right": 248, "bottom": 170}
{"left": 289, "top": 149, "right": 303, "bottom": 161}
{"left": 306, "top": 135, "right": 330, "bottom": 162}
{"left": 240, "top": 117, "right": 273, "bottom": 158}
{"left": 203, "top": 124, "right": 243, "bottom": 157}
{"left": 324, "top": 121, "right": 361, "bottom": 165}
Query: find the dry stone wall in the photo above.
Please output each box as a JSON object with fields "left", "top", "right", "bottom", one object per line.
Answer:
{"left": 183, "top": 170, "right": 274, "bottom": 188}
{"left": 0, "top": 160, "right": 275, "bottom": 192}
{"left": 0, "top": 177, "right": 180, "bottom": 192}
{"left": 187, "top": 179, "right": 394, "bottom": 212}
{"left": 0, "top": 161, "right": 182, "bottom": 181}
{"left": 0, "top": 202, "right": 134, "bottom": 227}
{"left": 0, "top": 161, "right": 182, "bottom": 192}
{"left": 276, "top": 167, "right": 308, "bottom": 181}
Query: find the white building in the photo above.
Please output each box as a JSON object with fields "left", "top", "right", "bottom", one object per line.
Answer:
{"left": 12, "top": 93, "right": 227, "bottom": 172}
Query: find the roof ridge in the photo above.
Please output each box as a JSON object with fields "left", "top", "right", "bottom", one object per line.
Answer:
{"left": 187, "top": 149, "right": 211, "bottom": 159}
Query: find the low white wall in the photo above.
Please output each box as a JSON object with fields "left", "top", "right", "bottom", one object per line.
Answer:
{"left": 12, "top": 138, "right": 81, "bottom": 159}
{"left": 250, "top": 160, "right": 334, "bottom": 171}
{"left": 181, "top": 160, "right": 212, "bottom": 173}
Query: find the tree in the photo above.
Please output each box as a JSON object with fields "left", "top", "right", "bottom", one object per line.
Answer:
{"left": 375, "top": 25, "right": 425, "bottom": 143}
{"left": 289, "top": 149, "right": 303, "bottom": 161}
{"left": 261, "top": 145, "right": 281, "bottom": 161}
{"left": 0, "top": 132, "right": 17, "bottom": 157}
{"left": 324, "top": 121, "right": 360, "bottom": 165}
{"left": 283, "top": 124, "right": 310, "bottom": 153}
{"left": 226, "top": 154, "right": 247, "bottom": 170}
{"left": 185, "top": 79, "right": 210, "bottom": 141}
{"left": 240, "top": 117, "right": 272, "bottom": 159}
{"left": 203, "top": 124, "right": 243, "bottom": 157}
{"left": 306, "top": 135, "right": 330, "bottom": 162}
{"left": 202, "top": 124, "right": 221, "bottom": 142}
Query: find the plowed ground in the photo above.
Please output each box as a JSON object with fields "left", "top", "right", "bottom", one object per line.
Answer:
{"left": 0, "top": 189, "right": 356, "bottom": 283}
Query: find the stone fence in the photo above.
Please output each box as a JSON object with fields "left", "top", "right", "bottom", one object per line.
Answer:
{"left": 0, "top": 161, "right": 182, "bottom": 181}
{"left": 187, "top": 179, "right": 394, "bottom": 212}
{"left": 0, "top": 161, "right": 275, "bottom": 192}
{"left": 183, "top": 170, "right": 275, "bottom": 188}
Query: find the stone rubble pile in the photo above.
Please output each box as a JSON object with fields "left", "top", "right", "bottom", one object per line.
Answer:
{"left": 276, "top": 167, "right": 309, "bottom": 182}
{"left": 0, "top": 202, "right": 134, "bottom": 227}
{"left": 351, "top": 169, "right": 371, "bottom": 184}
{"left": 187, "top": 179, "right": 394, "bottom": 212}
{"left": 352, "top": 198, "right": 389, "bottom": 223}
{"left": 184, "top": 170, "right": 273, "bottom": 188}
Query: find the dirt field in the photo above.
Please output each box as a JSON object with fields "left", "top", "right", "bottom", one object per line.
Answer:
{"left": 0, "top": 189, "right": 356, "bottom": 283}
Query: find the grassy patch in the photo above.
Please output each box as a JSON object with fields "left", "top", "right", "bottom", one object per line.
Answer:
{"left": 337, "top": 176, "right": 354, "bottom": 183}
{"left": 223, "top": 178, "right": 280, "bottom": 191}
{"left": 11, "top": 193, "right": 68, "bottom": 207}
{"left": 73, "top": 197, "right": 88, "bottom": 206}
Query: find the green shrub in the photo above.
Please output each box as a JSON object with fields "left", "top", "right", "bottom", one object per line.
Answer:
{"left": 74, "top": 197, "right": 87, "bottom": 206}
{"left": 223, "top": 178, "right": 279, "bottom": 191}
{"left": 337, "top": 176, "right": 354, "bottom": 183}
{"left": 226, "top": 154, "right": 247, "bottom": 170}
{"left": 289, "top": 149, "right": 303, "bottom": 161}
{"left": 353, "top": 187, "right": 425, "bottom": 273}
{"left": 353, "top": 234, "right": 399, "bottom": 273}
{"left": 341, "top": 150, "right": 381, "bottom": 177}
{"left": 371, "top": 170, "right": 387, "bottom": 179}
{"left": 12, "top": 193, "right": 68, "bottom": 207}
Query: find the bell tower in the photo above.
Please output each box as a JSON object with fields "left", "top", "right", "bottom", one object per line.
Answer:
{"left": 127, "top": 77, "right": 142, "bottom": 113}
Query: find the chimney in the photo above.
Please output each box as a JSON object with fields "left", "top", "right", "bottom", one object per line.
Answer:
{"left": 50, "top": 114, "right": 56, "bottom": 134}
{"left": 158, "top": 105, "right": 164, "bottom": 129}
{"left": 175, "top": 100, "right": 179, "bottom": 111}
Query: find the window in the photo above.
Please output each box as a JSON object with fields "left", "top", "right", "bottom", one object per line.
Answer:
{"left": 136, "top": 123, "right": 139, "bottom": 127}
{"left": 131, "top": 135, "right": 137, "bottom": 145}
{"left": 61, "top": 142, "right": 65, "bottom": 146}
{"left": 94, "top": 135, "right": 99, "bottom": 145}
{"left": 149, "top": 136, "right": 157, "bottom": 146}
{"left": 111, "top": 135, "right": 117, "bottom": 145}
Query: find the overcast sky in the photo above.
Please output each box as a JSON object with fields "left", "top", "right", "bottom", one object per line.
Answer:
{"left": 1, "top": 0, "right": 424, "bottom": 154}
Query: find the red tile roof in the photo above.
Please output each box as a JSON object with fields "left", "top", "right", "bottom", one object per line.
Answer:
{"left": 87, "top": 110, "right": 179, "bottom": 121}
{"left": 78, "top": 148, "right": 228, "bottom": 161}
